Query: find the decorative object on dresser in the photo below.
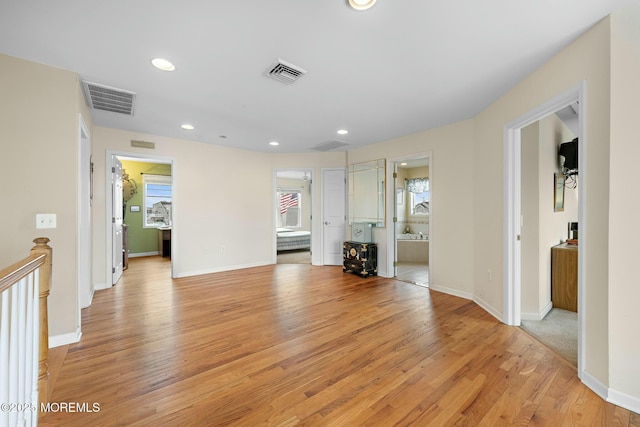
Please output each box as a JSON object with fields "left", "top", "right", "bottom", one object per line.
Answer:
{"left": 343, "top": 241, "right": 377, "bottom": 277}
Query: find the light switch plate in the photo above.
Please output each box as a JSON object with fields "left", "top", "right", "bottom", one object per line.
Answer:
{"left": 36, "top": 213, "right": 57, "bottom": 229}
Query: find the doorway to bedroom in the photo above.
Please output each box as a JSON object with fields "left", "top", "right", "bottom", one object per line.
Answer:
{"left": 275, "top": 169, "right": 312, "bottom": 264}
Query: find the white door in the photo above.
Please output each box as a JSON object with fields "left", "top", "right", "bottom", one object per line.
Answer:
{"left": 322, "top": 169, "right": 346, "bottom": 265}
{"left": 393, "top": 163, "right": 399, "bottom": 278}
{"left": 112, "top": 157, "right": 123, "bottom": 284}
{"left": 78, "top": 119, "right": 92, "bottom": 307}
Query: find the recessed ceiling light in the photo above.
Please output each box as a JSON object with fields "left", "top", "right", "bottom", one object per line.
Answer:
{"left": 337, "top": 129, "right": 349, "bottom": 135}
{"left": 269, "top": 141, "right": 279, "bottom": 146}
{"left": 151, "top": 58, "right": 175, "bottom": 71}
{"left": 400, "top": 162, "right": 408, "bottom": 166}
{"left": 181, "top": 124, "right": 194, "bottom": 130}
{"left": 347, "top": 0, "right": 376, "bottom": 11}
{"left": 219, "top": 135, "right": 228, "bottom": 139}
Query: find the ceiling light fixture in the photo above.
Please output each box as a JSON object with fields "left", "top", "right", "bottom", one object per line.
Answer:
{"left": 269, "top": 141, "right": 279, "bottom": 146}
{"left": 347, "top": 0, "right": 376, "bottom": 11}
{"left": 181, "top": 124, "right": 194, "bottom": 130}
{"left": 151, "top": 58, "right": 176, "bottom": 71}
{"left": 337, "top": 129, "right": 349, "bottom": 135}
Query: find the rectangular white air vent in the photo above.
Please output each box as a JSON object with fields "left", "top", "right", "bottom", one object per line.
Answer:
{"left": 311, "top": 140, "right": 350, "bottom": 152}
{"left": 82, "top": 81, "right": 136, "bottom": 115}
{"left": 266, "top": 59, "right": 307, "bottom": 85}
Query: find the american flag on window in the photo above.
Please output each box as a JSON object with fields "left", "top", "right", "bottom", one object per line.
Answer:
{"left": 279, "top": 192, "right": 298, "bottom": 214}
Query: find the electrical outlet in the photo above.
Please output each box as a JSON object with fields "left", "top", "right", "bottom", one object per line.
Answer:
{"left": 36, "top": 213, "right": 57, "bottom": 229}
{"left": 487, "top": 269, "right": 492, "bottom": 281}
{"left": 220, "top": 246, "right": 226, "bottom": 253}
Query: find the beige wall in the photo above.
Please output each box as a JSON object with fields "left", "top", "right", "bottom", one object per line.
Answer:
{"left": 0, "top": 54, "right": 91, "bottom": 338}
{"left": 473, "top": 17, "right": 612, "bottom": 383}
{"left": 347, "top": 119, "right": 475, "bottom": 294}
{"left": 91, "top": 127, "right": 345, "bottom": 284}
{"left": 609, "top": 5, "right": 640, "bottom": 403}
{"left": 520, "top": 122, "right": 541, "bottom": 316}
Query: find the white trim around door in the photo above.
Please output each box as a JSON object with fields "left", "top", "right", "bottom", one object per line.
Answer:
{"left": 503, "top": 82, "right": 586, "bottom": 379}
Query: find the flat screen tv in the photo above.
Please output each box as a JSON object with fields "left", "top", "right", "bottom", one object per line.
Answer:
{"left": 559, "top": 137, "right": 578, "bottom": 171}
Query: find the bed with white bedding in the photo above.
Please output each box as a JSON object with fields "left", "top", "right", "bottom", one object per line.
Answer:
{"left": 277, "top": 229, "right": 311, "bottom": 251}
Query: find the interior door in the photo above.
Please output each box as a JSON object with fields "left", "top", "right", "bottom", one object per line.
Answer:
{"left": 322, "top": 169, "right": 346, "bottom": 265}
{"left": 78, "top": 120, "right": 92, "bottom": 307}
{"left": 393, "top": 163, "right": 399, "bottom": 278}
{"left": 112, "top": 157, "right": 123, "bottom": 284}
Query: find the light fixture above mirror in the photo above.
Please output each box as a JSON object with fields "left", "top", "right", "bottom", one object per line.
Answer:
{"left": 347, "top": 0, "right": 376, "bottom": 11}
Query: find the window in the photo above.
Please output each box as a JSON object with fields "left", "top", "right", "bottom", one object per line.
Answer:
{"left": 277, "top": 189, "right": 301, "bottom": 228}
{"left": 407, "top": 178, "right": 429, "bottom": 215}
{"left": 143, "top": 174, "right": 172, "bottom": 227}
{"left": 410, "top": 190, "right": 430, "bottom": 215}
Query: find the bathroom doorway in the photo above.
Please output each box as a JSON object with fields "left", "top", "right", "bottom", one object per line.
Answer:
{"left": 393, "top": 156, "right": 430, "bottom": 287}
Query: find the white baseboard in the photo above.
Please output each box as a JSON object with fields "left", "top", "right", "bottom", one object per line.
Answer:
{"left": 580, "top": 370, "right": 609, "bottom": 401}
{"left": 80, "top": 287, "right": 95, "bottom": 309}
{"left": 49, "top": 328, "right": 82, "bottom": 348}
{"left": 175, "top": 261, "right": 271, "bottom": 278}
{"left": 608, "top": 388, "right": 640, "bottom": 415}
{"left": 429, "top": 283, "right": 473, "bottom": 301}
{"left": 128, "top": 251, "right": 159, "bottom": 258}
{"left": 94, "top": 282, "right": 109, "bottom": 291}
{"left": 472, "top": 295, "right": 504, "bottom": 322}
{"left": 521, "top": 301, "right": 553, "bottom": 321}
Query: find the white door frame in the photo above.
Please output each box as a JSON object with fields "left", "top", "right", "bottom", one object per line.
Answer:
{"left": 105, "top": 150, "right": 176, "bottom": 287}
{"left": 385, "top": 152, "right": 431, "bottom": 279}
{"left": 272, "top": 168, "right": 314, "bottom": 264}
{"left": 503, "top": 82, "right": 586, "bottom": 377}
{"left": 77, "top": 114, "right": 92, "bottom": 321}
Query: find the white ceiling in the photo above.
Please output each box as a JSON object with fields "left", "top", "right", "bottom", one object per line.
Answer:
{"left": 0, "top": 1, "right": 635, "bottom": 153}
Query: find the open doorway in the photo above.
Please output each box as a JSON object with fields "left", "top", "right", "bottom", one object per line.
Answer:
{"left": 504, "top": 83, "right": 585, "bottom": 375}
{"left": 393, "top": 156, "right": 430, "bottom": 287}
{"left": 107, "top": 151, "right": 175, "bottom": 286}
{"left": 275, "top": 169, "right": 312, "bottom": 264}
{"left": 519, "top": 105, "right": 579, "bottom": 366}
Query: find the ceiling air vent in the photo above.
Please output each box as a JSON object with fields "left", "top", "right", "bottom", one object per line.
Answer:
{"left": 311, "top": 140, "right": 350, "bottom": 152}
{"left": 82, "top": 81, "right": 136, "bottom": 115}
{"left": 266, "top": 59, "right": 307, "bottom": 85}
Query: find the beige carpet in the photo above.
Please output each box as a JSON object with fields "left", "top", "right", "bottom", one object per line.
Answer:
{"left": 277, "top": 250, "right": 311, "bottom": 264}
{"left": 521, "top": 308, "right": 577, "bottom": 366}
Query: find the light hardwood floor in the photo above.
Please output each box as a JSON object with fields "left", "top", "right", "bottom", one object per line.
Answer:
{"left": 40, "top": 257, "right": 638, "bottom": 426}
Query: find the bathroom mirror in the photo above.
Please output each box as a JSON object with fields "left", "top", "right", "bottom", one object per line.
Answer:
{"left": 348, "top": 159, "right": 385, "bottom": 227}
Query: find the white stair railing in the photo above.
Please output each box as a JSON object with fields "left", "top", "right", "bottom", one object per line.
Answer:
{"left": 0, "top": 238, "right": 52, "bottom": 427}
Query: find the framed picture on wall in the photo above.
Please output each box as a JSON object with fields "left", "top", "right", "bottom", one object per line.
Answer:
{"left": 554, "top": 173, "right": 565, "bottom": 212}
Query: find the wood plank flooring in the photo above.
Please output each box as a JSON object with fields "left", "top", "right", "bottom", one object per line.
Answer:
{"left": 40, "top": 257, "right": 639, "bottom": 426}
